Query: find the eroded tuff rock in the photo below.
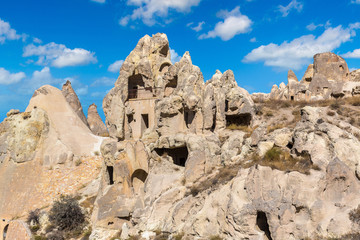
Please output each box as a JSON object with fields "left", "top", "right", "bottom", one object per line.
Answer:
{"left": 62, "top": 80, "right": 88, "bottom": 126}
{"left": 0, "top": 85, "right": 103, "bottom": 218}
{"left": 87, "top": 103, "right": 108, "bottom": 136}
{"left": 254, "top": 52, "right": 360, "bottom": 102}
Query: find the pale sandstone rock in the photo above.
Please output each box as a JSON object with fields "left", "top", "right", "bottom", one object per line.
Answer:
{"left": 87, "top": 103, "right": 108, "bottom": 136}
{"left": 62, "top": 80, "right": 88, "bottom": 126}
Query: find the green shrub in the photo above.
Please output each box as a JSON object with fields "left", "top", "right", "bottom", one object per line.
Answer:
{"left": 173, "top": 232, "right": 184, "bottom": 240}
{"left": 34, "top": 236, "right": 46, "bottom": 240}
{"left": 27, "top": 208, "right": 40, "bottom": 225}
{"left": 48, "top": 195, "right": 85, "bottom": 232}
{"left": 47, "top": 230, "right": 64, "bottom": 240}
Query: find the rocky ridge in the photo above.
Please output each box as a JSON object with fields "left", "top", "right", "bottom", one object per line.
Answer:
{"left": 1, "top": 33, "right": 360, "bottom": 240}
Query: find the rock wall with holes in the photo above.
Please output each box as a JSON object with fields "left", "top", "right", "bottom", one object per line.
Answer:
{"left": 252, "top": 52, "right": 360, "bottom": 102}
{"left": 90, "top": 33, "right": 360, "bottom": 240}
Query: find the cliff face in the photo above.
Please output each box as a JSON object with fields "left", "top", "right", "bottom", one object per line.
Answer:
{"left": 2, "top": 33, "right": 360, "bottom": 240}
{"left": 0, "top": 85, "right": 103, "bottom": 219}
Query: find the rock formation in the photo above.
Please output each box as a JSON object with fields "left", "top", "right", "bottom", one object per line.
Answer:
{"left": 254, "top": 52, "right": 360, "bottom": 102}
{"left": 87, "top": 103, "right": 108, "bottom": 137}
{"left": 2, "top": 33, "right": 360, "bottom": 240}
{"left": 62, "top": 80, "right": 89, "bottom": 126}
{"left": 0, "top": 85, "right": 102, "bottom": 219}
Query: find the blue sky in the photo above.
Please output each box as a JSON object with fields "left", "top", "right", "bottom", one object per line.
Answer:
{"left": 1, "top": 0, "right": 360, "bottom": 121}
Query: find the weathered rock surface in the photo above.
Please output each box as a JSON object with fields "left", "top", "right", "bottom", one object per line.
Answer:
{"left": 62, "top": 80, "right": 88, "bottom": 126}
{"left": 87, "top": 103, "right": 108, "bottom": 137}
{"left": 253, "top": 52, "right": 360, "bottom": 101}
{"left": 0, "top": 85, "right": 103, "bottom": 219}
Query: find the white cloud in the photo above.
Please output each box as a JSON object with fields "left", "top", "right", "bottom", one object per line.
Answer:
{"left": 306, "top": 21, "right": 331, "bottom": 31}
{"left": 191, "top": 21, "right": 205, "bottom": 32}
{"left": 243, "top": 25, "right": 356, "bottom": 70}
{"left": 23, "top": 42, "right": 97, "bottom": 68}
{"left": 170, "top": 48, "right": 181, "bottom": 63}
{"left": 278, "top": 0, "right": 303, "bottom": 17}
{"left": 199, "top": 6, "right": 252, "bottom": 41}
{"left": 0, "top": 18, "right": 22, "bottom": 44}
{"left": 108, "top": 60, "right": 124, "bottom": 73}
{"left": 352, "top": 0, "right": 360, "bottom": 4}
{"left": 33, "top": 37, "right": 42, "bottom": 44}
{"left": 91, "top": 77, "right": 116, "bottom": 87}
{"left": 121, "top": 0, "right": 201, "bottom": 26}
{"left": 0, "top": 68, "right": 26, "bottom": 85}
{"left": 342, "top": 49, "right": 360, "bottom": 58}
{"left": 91, "top": 0, "right": 106, "bottom": 3}
{"left": 250, "top": 37, "right": 257, "bottom": 42}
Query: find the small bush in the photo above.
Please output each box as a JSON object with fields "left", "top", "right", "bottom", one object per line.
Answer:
{"left": 349, "top": 205, "right": 360, "bottom": 225}
{"left": 31, "top": 225, "right": 40, "bottom": 233}
{"left": 48, "top": 195, "right": 85, "bottom": 232}
{"left": 327, "top": 111, "right": 336, "bottom": 116}
{"left": 27, "top": 208, "right": 40, "bottom": 225}
{"left": 34, "top": 236, "right": 46, "bottom": 240}
{"left": 47, "top": 230, "right": 64, "bottom": 240}
{"left": 173, "top": 232, "right": 184, "bottom": 240}
{"left": 75, "top": 159, "right": 82, "bottom": 166}
{"left": 94, "top": 151, "right": 100, "bottom": 156}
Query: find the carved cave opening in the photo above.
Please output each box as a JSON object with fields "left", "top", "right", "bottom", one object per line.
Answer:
{"left": 107, "top": 166, "right": 114, "bottom": 185}
{"left": 159, "top": 44, "right": 169, "bottom": 57}
{"left": 131, "top": 169, "right": 148, "bottom": 193}
{"left": 164, "top": 76, "right": 178, "bottom": 97}
{"left": 290, "top": 96, "right": 294, "bottom": 101}
{"left": 3, "top": 224, "right": 8, "bottom": 240}
{"left": 155, "top": 146, "right": 189, "bottom": 167}
{"left": 226, "top": 113, "right": 252, "bottom": 127}
{"left": 128, "top": 74, "right": 153, "bottom": 99}
{"left": 184, "top": 109, "right": 195, "bottom": 128}
{"left": 256, "top": 211, "right": 272, "bottom": 240}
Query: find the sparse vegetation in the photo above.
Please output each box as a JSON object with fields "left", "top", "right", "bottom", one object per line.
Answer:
{"left": 246, "top": 147, "right": 320, "bottom": 175}
{"left": 27, "top": 208, "right": 40, "bottom": 226}
{"left": 173, "top": 232, "right": 184, "bottom": 240}
{"left": 94, "top": 151, "right": 100, "bottom": 156}
{"left": 75, "top": 158, "right": 82, "bottom": 166}
{"left": 48, "top": 195, "right": 85, "bottom": 234}
{"left": 188, "top": 163, "right": 240, "bottom": 197}
{"left": 226, "top": 124, "right": 251, "bottom": 131}
{"left": 349, "top": 205, "right": 360, "bottom": 225}
{"left": 327, "top": 111, "right": 336, "bottom": 116}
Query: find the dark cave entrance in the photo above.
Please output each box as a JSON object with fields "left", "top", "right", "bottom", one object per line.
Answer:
{"left": 184, "top": 109, "right": 195, "bottom": 128}
{"left": 107, "top": 166, "right": 114, "bottom": 185}
{"left": 3, "top": 224, "right": 9, "bottom": 240}
{"left": 155, "top": 147, "right": 189, "bottom": 167}
{"left": 226, "top": 113, "right": 252, "bottom": 127}
{"left": 256, "top": 211, "right": 272, "bottom": 240}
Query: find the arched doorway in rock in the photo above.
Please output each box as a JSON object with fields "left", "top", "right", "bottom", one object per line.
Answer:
{"left": 256, "top": 211, "right": 272, "bottom": 240}
{"left": 131, "top": 169, "right": 148, "bottom": 193}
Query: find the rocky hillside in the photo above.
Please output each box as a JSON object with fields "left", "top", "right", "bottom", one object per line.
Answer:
{"left": 1, "top": 33, "right": 360, "bottom": 240}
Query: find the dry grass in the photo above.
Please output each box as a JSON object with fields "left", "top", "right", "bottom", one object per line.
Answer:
{"left": 188, "top": 163, "right": 241, "bottom": 197}
{"left": 244, "top": 147, "right": 320, "bottom": 175}
{"left": 226, "top": 124, "right": 252, "bottom": 131}
{"left": 267, "top": 124, "right": 286, "bottom": 133}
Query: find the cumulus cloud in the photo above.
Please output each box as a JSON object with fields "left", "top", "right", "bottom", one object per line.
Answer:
{"left": 120, "top": 0, "right": 201, "bottom": 26}
{"left": 191, "top": 21, "right": 205, "bottom": 32}
{"left": 91, "top": 0, "right": 105, "bottom": 3}
{"left": 0, "top": 18, "right": 22, "bottom": 44}
{"left": 108, "top": 60, "right": 124, "bottom": 73}
{"left": 199, "top": 6, "right": 252, "bottom": 41}
{"left": 342, "top": 49, "right": 360, "bottom": 58}
{"left": 243, "top": 25, "right": 358, "bottom": 70}
{"left": 170, "top": 48, "right": 181, "bottom": 63}
{"left": 0, "top": 68, "right": 26, "bottom": 85}
{"left": 278, "top": 0, "right": 303, "bottom": 17}
{"left": 23, "top": 42, "right": 97, "bottom": 68}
